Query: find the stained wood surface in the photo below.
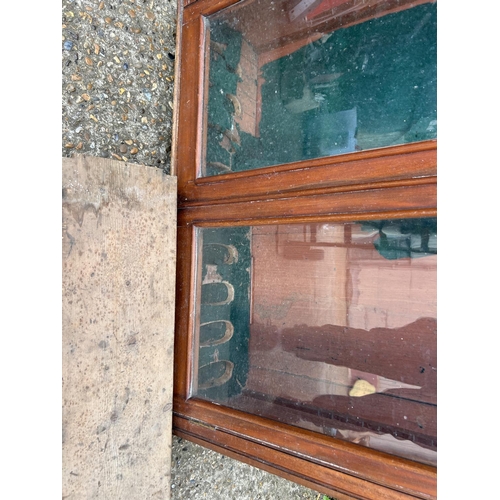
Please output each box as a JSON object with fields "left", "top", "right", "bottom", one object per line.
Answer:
{"left": 62, "top": 156, "right": 177, "bottom": 499}
{"left": 173, "top": 396, "right": 437, "bottom": 499}
{"left": 173, "top": 427, "right": 361, "bottom": 500}
{"left": 174, "top": 16, "right": 205, "bottom": 189}
{"left": 178, "top": 182, "right": 436, "bottom": 225}
{"left": 180, "top": 141, "right": 437, "bottom": 205}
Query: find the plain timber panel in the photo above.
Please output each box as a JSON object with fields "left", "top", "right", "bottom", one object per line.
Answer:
{"left": 62, "top": 156, "right": 177, "bottom": 499}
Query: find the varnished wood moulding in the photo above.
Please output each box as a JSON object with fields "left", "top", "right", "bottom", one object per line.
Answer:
{"left": 196, "top": 140, "right": 436, "bottom": 180}
{"left": 173, "top": 397, "right": 436, "bottom": 499}
{"left": 173, "top": 16, "right": 205, "bottom": 189}
{"left": 174, "top": 396, "right": 437, "bottom": 488}
{"left": 182, "top": 174, "right": 437, "bottom": 209}
{"left": 179, "top": 142, "right": 437, "bottom": 204}
{"left": 180, "top": 209, "right": 437, "bottom": 228}
{"left": 178, "top": 183, "right": 436, "bottom": 226}
{"left": 170, "top": 0, "right": 186, "bottom": 177}
{"left": 173, "top": 425, "right": 393, "bottom": 500}
{"left": 173, "top": 428, "right": 358, "bottom": 500}
{"left": 183, "top": 0, "right": 241, "bottom": 23}
{"left": 173, "top": 226, "right": 197, "bottom": 398}
{"left": 200, "top": 16, "right": 212, "bottom": 179}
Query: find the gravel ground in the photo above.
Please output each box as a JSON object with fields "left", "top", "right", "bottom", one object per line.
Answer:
{"left": 62, "top": 1, "right": 331, "bottom": 498}
{"left": 62, "top": 0, "right": 177, "bottom": 173}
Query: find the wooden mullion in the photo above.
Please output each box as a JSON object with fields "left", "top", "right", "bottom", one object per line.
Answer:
{"left": 182, "top": 175, "right": 437, "bottom": 208}
{"left": 173, "top": 225, "right": 197, "bottom": 398}
{"left": 179, "top": 209, "right": 437, "bottom": 228}
{"left": 178, "top": 183, "right": 436, "bottom": 226}
{"left": 173, "top": 15, "right": 205, "bottom": 190}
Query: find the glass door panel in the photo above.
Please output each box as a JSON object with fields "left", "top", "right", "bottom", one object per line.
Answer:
{"left": 203, "top": 0, "right": 437, "bottom": 176}
{"left": 192, "top": 219, "right": 437, "bottom": 466}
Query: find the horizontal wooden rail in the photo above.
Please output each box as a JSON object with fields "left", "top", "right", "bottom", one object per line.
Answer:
{"left": 173, "top": 397, "right": 436, "bottom": 499}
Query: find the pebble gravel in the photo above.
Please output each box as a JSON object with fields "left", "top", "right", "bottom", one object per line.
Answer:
{"left": 62, "top": 0, "right": 177, "bottom": 173}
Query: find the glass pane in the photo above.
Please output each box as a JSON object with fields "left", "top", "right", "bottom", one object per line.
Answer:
{"left": 203, "top": 0, "right": 437, "bottom": 177}
{"left": 193, "top": 219, "right": 437, "bottom": 465}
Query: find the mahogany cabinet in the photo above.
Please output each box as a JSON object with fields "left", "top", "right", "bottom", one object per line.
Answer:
{"left": 172, "top": 0, "right": 437, "bottom": 498}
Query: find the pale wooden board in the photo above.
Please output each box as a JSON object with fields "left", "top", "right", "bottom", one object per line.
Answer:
{"left": 62, "top": 156, "right": 177, "bottom": 499}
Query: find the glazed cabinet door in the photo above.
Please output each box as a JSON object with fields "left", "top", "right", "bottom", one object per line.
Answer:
{"left": 172, "top": 0, "right": 437, "bottom": 498}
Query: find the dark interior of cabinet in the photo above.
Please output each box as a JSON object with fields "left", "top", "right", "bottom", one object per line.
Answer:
{"left": 205, "top": 0, "right": 436, "bottom": 176}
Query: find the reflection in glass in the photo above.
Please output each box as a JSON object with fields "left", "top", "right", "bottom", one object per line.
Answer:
{"left": 204, "top": 0, "right": 437, "bottom": 176}
{"left": 193, "top": 219, "right": 437, "bottom": 465}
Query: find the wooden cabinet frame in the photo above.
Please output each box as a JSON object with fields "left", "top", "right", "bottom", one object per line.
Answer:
{"left": 172, "top": 0, "right": 437, "bottom": 498}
